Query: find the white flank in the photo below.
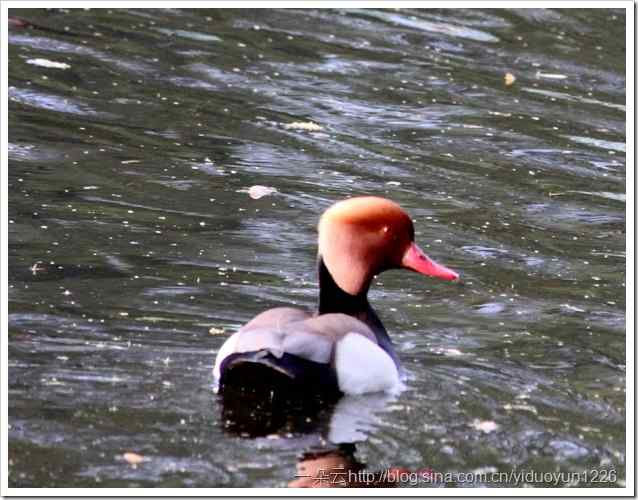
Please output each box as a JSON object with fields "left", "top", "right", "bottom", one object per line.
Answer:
{"left": 334, "top": 333, "right": 400, "bottom": 395}
{"left": 213, "top": 331, "right": 240, "bottom": 380}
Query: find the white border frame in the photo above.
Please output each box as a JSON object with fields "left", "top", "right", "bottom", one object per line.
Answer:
{"left": 1, "top": 1, "right": 634, "bottom": 496}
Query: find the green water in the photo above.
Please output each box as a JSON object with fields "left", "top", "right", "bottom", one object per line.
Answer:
{"left": 8, "top": 8, "right": 626, "bottom": 488}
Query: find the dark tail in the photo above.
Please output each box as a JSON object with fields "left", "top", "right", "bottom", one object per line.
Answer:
{"left": 218, "top": 351, "right": 341, "bottom": 437}
{"left": 219, "top": 350, "right": 340, "bottom": 397}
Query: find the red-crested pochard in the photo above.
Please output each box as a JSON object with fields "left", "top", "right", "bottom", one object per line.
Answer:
{"left": 214, "top": 196, "right": 459, "bottom": 396}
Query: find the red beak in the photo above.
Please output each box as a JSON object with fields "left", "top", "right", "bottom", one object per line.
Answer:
{"left": 401, "top": 242, "right": 459, "bottom": 281}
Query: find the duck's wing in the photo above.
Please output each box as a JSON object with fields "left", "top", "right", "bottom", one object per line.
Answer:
{"left": 214, "top": 309, "right": 399, "bottom": 395}
{"left": 240, "top": 306, "right": 311, "bottom": 332}
{"left": 215, "top": 309, "right": 372, "bottom": 374}
{"left": 213, "top": 307, "right": 311, "bottom": 379}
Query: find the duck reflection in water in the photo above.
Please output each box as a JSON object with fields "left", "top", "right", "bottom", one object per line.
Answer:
{"left": 289, "top": 444, "right": 400, "bottom": 488}
{"left": 219, "top": 386, "right": 402, "bottom": 488}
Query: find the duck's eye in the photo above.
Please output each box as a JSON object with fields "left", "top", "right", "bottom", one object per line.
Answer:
{"left": 380, "top": 225, "right": 400, "bottom": 242}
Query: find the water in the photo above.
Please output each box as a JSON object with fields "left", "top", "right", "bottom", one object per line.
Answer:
{"left": 7, "top": 8, "right": 626, "bottom": 488}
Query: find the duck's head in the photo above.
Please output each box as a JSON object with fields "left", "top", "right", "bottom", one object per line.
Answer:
{"left": 318, "top": 196, "right": 459, "bottom": 295}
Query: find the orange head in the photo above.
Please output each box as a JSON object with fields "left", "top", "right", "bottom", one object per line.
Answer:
{"left": 318, "top": 196, "right": 459, "bottom": 295}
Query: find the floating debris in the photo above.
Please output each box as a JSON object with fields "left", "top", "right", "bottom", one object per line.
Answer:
{"left": 504, "top": 403, "right": 538, "bottom": 415}
{"left": 209, "top": 326, "right": 225, "bottom": 336}
{"left": 30, "top": 261, "right": 46, "bottom": 275}
{"left": 488, "top": 110, "right": 512, "bottom": 117}
{"left": 536, "top": 71, "right": 567, "bottom": 80}
{"left": 26, "top": 58, "right": 71, "bottom": 69}
{"left": 561, "top": 304, "right": 586, "bottom": 313}
{"left": 283, "top": 121, "right": 323, "bottom": 132}
{"left": 123, "top": 452, "right": 145, "bottom": 466}
{"left": 471, "top": 419, "right": 499, "bottom": 433}
{"left": 41, "top": 377, "right": 65, "bottom": 386}
{"left": 154, "top": 28, "right": 221, "bottom": 43}
{"left": 504, "top": 72, "right": 516, "bottom": 86}
{"left": 443, "top": 348, "right": 463, "bottom": 356}
{"left": 237, "top": 185, "right": 278, "bottom": 200}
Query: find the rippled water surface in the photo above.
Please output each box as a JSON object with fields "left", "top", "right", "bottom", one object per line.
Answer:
{"left": 8, "top": 8, "right": 626, "bottom": 488}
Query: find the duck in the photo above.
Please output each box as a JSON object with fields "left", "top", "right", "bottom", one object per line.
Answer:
{"left": 213, "top": 196, "right": 459, "bottom": 397}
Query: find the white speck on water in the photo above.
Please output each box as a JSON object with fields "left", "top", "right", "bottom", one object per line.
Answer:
{"left": 283, "top": 121, "right": 323, "bottom": 132}
{"left": 471, "top": 419, "right": 499, "bottom": 433}
{"left": 27, "top": 58, "right": 71, "bottom": 69}
{"left": 561, "top": 304, "right": 585, "bottom": 313}
{"left": 239, "top": 185, "right": 278, "bottom": 200}
{"left": 536, "top": 71, "right": 568, "bottom": 79}
{"left": 444, "top": 348, "right": 463, "bottom": 356}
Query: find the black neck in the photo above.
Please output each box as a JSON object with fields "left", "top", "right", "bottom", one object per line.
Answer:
{"left": 318, "top": 257, "right": 369, "bottom": 315}
{"left": 317, "top": 257, "right": 399, "bottom": 367}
